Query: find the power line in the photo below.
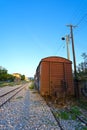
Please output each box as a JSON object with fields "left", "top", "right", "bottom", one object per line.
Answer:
{"left": 67, "top": 0, "right": 87, "bottom": 28}
{"left": 55, "top": 42, "right": 65, "bottom": 56}
{"left": 76, "top": 13, "right": 87, "bottom": 26}
{"left": 69, "top": 0, "right": 84, "bottom": 24}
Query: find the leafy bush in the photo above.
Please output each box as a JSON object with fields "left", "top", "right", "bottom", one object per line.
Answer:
{"left": 59, "top": 111, "right": 70, "bottom": 120}
{"left": 71, "top": 106, "right": 81, "bottom": 116}
{"left": 29, "top": 82, "right": 34, "bottom": 89}
{"left": 55, "top": 111, "right": 70, "bottom": 120}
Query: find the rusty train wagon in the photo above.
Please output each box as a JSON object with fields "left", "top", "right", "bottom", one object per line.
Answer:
{"left": 34, "top": 56, "right": 74, "bottom": 98}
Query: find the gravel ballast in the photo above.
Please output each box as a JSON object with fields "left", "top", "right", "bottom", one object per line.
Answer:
{"left": 0, "top": 84, "right": 87, "bottom": 130}
{"left": 0, "top": 85, "right": 60, "bottom": 130}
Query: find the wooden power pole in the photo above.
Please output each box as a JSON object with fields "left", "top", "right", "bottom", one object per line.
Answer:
{"left": 67, "top": 24, "right": 79, "bottom": 99}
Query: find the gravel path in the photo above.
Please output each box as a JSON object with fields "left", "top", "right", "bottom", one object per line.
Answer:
{"left": 0, "top": 85, "right": 60, "bottom": 130}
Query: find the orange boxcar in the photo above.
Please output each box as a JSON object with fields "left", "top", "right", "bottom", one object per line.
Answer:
{"left": 34, "top": 56, "right": 74, "bottom": 97}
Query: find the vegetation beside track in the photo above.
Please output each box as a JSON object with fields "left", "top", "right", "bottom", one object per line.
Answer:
{"left": 0, "top": 81, "right": 29, "bottom": 87}
{"left": 29, "top": 82, "right": 35, "bottom": 89}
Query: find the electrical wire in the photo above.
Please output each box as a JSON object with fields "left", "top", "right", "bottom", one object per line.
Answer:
{"left": 76, "top": 13, "right": 87, "bottom": 26}
{"left": 55, "top": 42, "right": 65, "bottom": 56}
{"left": 56, "top": 1, "right": 87, "bottom": 57}
{"left": 69, "top": 0, "right": 83, "bottom": 24}
{"left": 67, "top": 0, "right": 87, "bottom": 28}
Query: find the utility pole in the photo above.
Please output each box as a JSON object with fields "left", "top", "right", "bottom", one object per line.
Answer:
{"left": 61, "top": 35, "right": 70, "bottom": 60}
{"left": 67, "top": 24, "right": 79, "bottom": 99}
{"left": 66, "top": 35, "right": 70, "bottom": 60}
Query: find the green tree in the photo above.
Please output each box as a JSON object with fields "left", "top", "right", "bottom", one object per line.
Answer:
{"left": 21, "top": 75, "right": 25, "bottom": 80}
{"left": 0, "top": 66, "right": 15, "bottom": 81}
{"left": 0, "top": 66, "right": 7, "bottom": 74}
{"left": 77, "top": 53, "right": 87, "bottom": 80}
{"left": 0, "top": 66, "right": 8, "bottom": 81}
{"left": 7, "top": 74, "right": 15, "bottom": 82}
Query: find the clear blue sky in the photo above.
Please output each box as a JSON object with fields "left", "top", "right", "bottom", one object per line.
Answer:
{"left": 0, "top": 0, "right": 87, "bottom": 77}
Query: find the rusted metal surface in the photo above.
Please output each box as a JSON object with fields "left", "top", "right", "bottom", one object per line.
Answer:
{"left": 34, "top": 56, "right": 74, "bottom": 98}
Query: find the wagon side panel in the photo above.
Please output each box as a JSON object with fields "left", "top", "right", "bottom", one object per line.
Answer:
{"left": 40, "top": 61, "right": 50, "bottom": 96}
{"left": 64, "top": 63, "right": 74, "bottom": 95}
{"left": 50, "top": 62, "right": 65, "bottom": 97}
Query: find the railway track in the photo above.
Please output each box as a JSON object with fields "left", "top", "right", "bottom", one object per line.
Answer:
{"left": 65, "top": 107, "right": 87, "bottom": 126}
{"left": 0, "top": 83, "right": 28, "bottom": 107}
{"left": 50, "top": 106, "right": 64, "bottom": 130}
{"left": 47, "top": 102, "right": 87, "bottom": 130}
{"left": 47, "top": 102, "right": 65, "bottom": 130}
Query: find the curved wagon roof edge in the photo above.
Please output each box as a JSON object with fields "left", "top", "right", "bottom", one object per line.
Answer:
{"left": 41, "top": 56, "right": 72, "bottom": 63}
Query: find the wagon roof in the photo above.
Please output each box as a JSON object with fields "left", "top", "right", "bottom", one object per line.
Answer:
{"left": 41, "top": 56, "right": 72, "bottom": 63}
{"left": 35, "top": 56, "right": 72, "bottom": 73}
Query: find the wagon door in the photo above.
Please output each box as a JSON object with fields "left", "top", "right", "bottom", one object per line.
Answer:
{"left": 50, "top": 62, "right": 65, "bottom": 97}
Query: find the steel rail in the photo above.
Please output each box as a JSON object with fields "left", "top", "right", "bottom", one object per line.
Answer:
{"left": 47, "top": 102, "right": 64, "bottom": 130}
{"left": 0, "top": 84, "right": 27, "bottom": 108}
{"left": 45, "top": 99, "right": 87, "bottom": 129}
{"left": 65, "top": 108, "right": 87, "bottom": 126}
{"left": 0, "top": 85, "right": 22, "bottom": 97}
